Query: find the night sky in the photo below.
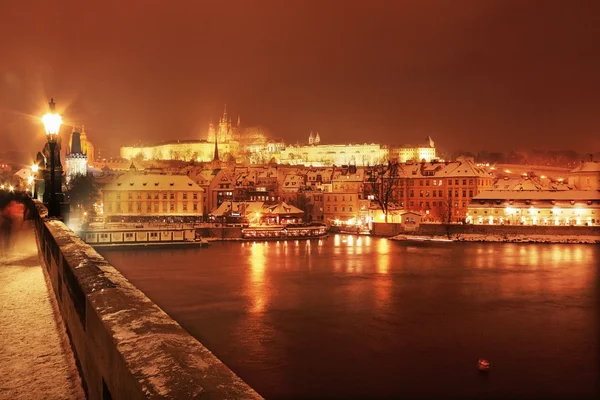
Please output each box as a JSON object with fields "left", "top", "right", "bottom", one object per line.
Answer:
{"left": 1, "top": 0, "right": 598, "bottom": 158}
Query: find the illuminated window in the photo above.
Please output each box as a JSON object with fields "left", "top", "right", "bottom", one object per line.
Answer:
{"left": 170, "top": 203, "right": 175, "bottom": 211}
{"left": 170, "top": 193, "right": 174, "bottom": 200}
{"left": 183, "top": 193, "right": 188, "bottom": 200}
{"left": 128, "top": 193, "right": 133, "bottom": 200}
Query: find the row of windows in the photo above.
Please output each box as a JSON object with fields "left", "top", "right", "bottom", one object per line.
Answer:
{"left": 108, "top": 202, "right": 200, "bottom": 213}
{"left": 326, "top": 206, "right": 353, "bottom": 212}
{"left": 407, "top": 201, "right": 467, "bottom": 208}
{"left": 108, "top": 192, "right": 199, "bottom": 200}
{"left": 407, "top": 190, "right": 474, "bottom": 198}
{"left": 326, "top": 195, "right": 354, "bottom": 202}
{"left": 408, "top": 178, "right": 491, "bottom": 186}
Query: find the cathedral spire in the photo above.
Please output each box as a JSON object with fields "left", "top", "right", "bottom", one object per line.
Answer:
{"left": 213, "top": 131, "right": 219, "bottom": 161}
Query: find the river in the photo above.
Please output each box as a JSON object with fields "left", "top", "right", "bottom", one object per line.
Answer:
{"left": 99, "top": 235, "right": 599, "bottom": 399}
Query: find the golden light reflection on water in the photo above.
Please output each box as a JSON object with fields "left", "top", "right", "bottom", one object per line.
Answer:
{"left": 249, "top": 242, "right": 268, "bottom": 313}
{"left": 376, "top": 239, "right": 390, "bottom": 275}
{"left": 471, "top": 244, "right": 596, "bottom": 298}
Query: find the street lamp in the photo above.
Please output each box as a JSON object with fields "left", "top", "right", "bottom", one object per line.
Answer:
{"left": 42, "top": 98, "right": 62, "bottom": 217}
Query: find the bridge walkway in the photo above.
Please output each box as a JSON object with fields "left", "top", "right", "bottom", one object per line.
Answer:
{"left": 0, "top": 221, "right": 84, "bottom": 400}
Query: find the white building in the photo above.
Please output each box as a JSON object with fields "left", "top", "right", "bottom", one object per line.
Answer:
{"left": 393, "top": 136, "right": 437, "bottom": 163}
{"left": 279, "top": 133, "right": 388, "bottom": 166}
{"left": 467, "top": 190, "right": 600, "bottom": 226}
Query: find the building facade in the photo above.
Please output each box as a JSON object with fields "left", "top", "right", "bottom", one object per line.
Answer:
{"left": 102, "top": 174, "right": 204, "bottom": 219}
{"left": 467, "top": 190, "right": 600, "bottom": 226}
{"left": 280, "top": 133, "right": 388, "bottom": 166}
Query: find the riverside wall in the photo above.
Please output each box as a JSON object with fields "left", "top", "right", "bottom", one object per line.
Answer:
{"left": 372, "top": 222, "right": 600, "bottom": 238}
{"left": 31, "top": 201, "right": 261, "bottom": 400}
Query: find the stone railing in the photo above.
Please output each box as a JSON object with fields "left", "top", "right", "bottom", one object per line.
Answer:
{"left": 32, "top": 201, "right": 261, "bottom": 400}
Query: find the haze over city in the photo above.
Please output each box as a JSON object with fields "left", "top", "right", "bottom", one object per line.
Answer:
{"left": 1, "top": 0, "right": 599, "bottom": 158}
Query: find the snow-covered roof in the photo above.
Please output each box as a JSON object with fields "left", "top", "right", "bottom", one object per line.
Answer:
{"left": 570, "top": 161, "right": 600, "bottom": 173}
{"left": 212, "top": 201, "right": 264, "bottom": 216}
{"left": 103, "top": 173, "right": 204, "bottom": 192}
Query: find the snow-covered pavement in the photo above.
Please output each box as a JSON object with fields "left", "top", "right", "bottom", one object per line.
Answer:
{"left": 0, "top": 224, "right": 84, "bottom": 400}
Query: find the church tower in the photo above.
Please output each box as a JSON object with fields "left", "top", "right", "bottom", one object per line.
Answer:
{"left": 315, "top": 132, "right": 321, "bottom": 145}
{"left": 309, "top": 131, "right": 314, "bottom": 145}
{"left": 68, "top": 125, "right": 95, "bottom": 164}
{"left": 65, "top": 128, "right": 88, "bottom": 184}
{"left": 208, "top": 122, "right": 216, "bottom": 142}
{"left": 426, "top": 135, "right": 434, "bottom": 148}
{"left": 218, "top": 104, "right": 231, "bottom": 142}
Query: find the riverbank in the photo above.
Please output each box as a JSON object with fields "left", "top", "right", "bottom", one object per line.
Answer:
{"left": 392, "top": 233, "right": 600, "bottom": 244}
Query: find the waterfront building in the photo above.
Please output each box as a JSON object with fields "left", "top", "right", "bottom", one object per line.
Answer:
{"left": 323, "top": 167, "right": 365, "bottom": 223}
{"left": 102, "top": 173, "right": 204, "bottom": 220}
{"left": 396, "top": 157, "right": 494, "bottom": 222}
{"left": 466, "top": 190, "right": 600, "bottom": 226}
{"left": 65, "top": 128, "right": 88, "bottom": 183}
{"left": 211, "top": 200, "right": 305, "bottom": 224}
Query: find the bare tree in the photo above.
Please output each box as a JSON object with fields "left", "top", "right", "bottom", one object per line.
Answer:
{"left": 366, "top": 160, "right": 401, "bottom": 223}
{"left": 290, "top": 192, "right": 314, "bottom": 222}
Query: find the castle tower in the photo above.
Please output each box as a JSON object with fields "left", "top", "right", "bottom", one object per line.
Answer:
{"left": 309, "top": 131, "right": 314, "bottom": 145}
{"left": 315, "top": 132, "right": 321, "bottom": 145}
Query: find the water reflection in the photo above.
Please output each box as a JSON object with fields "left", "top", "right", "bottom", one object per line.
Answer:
{"left": 376, "top": 239, "right": 390, "bottom": 275}
{"left": 248, "top": 242, "right": 267, "bottom": 313}
{"left": 100, "top": 239, "right": 599, "bottom": 400}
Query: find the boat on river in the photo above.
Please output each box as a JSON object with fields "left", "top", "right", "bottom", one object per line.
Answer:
{"left": 242, "top": 225, "right": 328, "bottom": 240}
{"left": 80, "top": 224, "right": 208, "bottom": 249}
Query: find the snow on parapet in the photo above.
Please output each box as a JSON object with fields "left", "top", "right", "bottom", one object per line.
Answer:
{"left": 40, "top": 218, "right": 263, "bottom": 399}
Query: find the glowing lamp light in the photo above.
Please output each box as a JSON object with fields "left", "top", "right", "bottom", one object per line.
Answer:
{"left": 379, "top": 214, "right": 385, "bottom": 220}
{"left": 42, "top": 112, "right": 62, "bottom": 136}
{"left": 31, "top": 163, "right": 39, "bottom": 173}
{"left": 9, "top": 185, "right": 14, "bottom": 192}
{"left": 27, "top": 176, "right": 34, "bottom": 184}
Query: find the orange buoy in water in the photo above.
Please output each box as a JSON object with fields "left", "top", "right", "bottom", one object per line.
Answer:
{"left": 478, "top": 358, "right": 490, "bottom": 372}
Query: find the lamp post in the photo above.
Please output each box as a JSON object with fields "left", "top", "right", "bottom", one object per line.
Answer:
{"left": 42, "top": 98, "right": 62, "bottom": 218}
